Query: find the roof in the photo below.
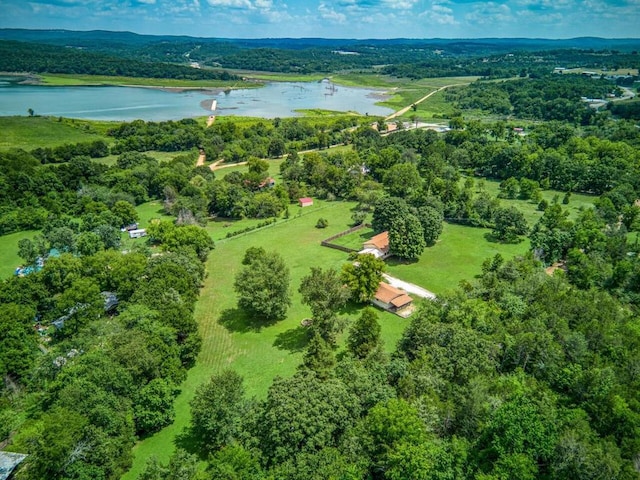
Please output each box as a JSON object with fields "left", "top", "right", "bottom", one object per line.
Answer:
{"left": 0, "top": 452, "right": 28, "bottom": 480}
{"left": 299, "top": 197, "right": 313, "bottom": 203}
{"left": 364, "top": 231, "right": 389, "bottom": 251}
{"left": 390, "top": 294, "right": 413, "bottom": 308}
{"left": 375, "top": 282, "right": 411, "bottom": 306}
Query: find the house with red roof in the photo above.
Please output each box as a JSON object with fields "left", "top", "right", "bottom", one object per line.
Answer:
{"left": 372, "top": 282, "right": 414, "bottom": 317}
{"left": 360, "top": 231, "right": 390, "bottom": 259}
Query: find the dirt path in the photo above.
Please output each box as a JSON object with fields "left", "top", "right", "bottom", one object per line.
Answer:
{"left": 210, "top": 159, "right": 248, "bottom": 171}
{"left": 385, "top": 83, "right": 468, "bottom": 121}
{"left": 196, "top": 153, "right": 206, "bottom": 167}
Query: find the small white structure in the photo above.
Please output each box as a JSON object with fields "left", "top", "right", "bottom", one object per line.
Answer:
{"left": 360, "top": 231, "right": 390, "bottom": 259}
{"left": 128, "top": 228, "right": 147, "bottom": 239}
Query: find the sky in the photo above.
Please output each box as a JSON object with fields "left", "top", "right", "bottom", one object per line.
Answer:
{"left": 0, "top": 0, "right": 639, "bottom": 39}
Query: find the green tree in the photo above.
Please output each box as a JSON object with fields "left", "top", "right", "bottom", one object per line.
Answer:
{"left": 17, "top": 238, "right": 38, "bottom": 265}
{"left": 389, "top": 213, "right": 426, "bottom": 260}
{"left": 257, "top": 373, "right": 360, "bottom": 465}
{"left": 234, "top": 249, "right": 291, "bottom": 320}
{"left": 189, "top": 370, "right": 246, "bottom": 453}
{"left": 133, "top": 378, "right": 178, "bottom": 435}
{"left": 111, "top": 200, "right": 139, "bottom": 227}
{"left": 300, "top": 333, "right": 335, "bottom": 380}
{"left": 299, "top": 267, "right": 350, "bottom": 345}
{"left": 499, "top": 177, "right": 520, "bottom": 199}
{"left": 75, "top": 231, "right": 103, "bottom": 256}
{"left": 208, "top": 445, "right": 264, "bottom": 480}
{"left": 416, "top": 205, "right": 444, "bottom": 246}
{"left": 347, "top": 307, "right": 382, "bottom": 359}
{"left": 0, "top": 303, "right": 38, "bottom": 380}
{"left": 55, "top": 277, "right": 103, "bottom": 335}
{"left": 341, "top": 253, "right": 386, "bottom": 303}
{"left": 372, "top": 196, "right": 411, "bottom": 234}
{"left": 382, "top": 162, "right": 422, "bottom": 198}
{"left": 492, "top": 206, "right": 528, "bottom": 243}
{"left": 364, "top": 398, "right": 427, "bottom": 464}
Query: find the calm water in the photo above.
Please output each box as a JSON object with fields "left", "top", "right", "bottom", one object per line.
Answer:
{"left": 0, "top": 78, "right": 392, "bottom": 121}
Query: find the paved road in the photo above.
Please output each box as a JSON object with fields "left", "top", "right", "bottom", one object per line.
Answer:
{"left": 382, "top": 273, "right": 437, "bottom": 300}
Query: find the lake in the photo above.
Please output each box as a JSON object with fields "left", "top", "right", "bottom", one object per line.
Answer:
{"left": 0, "top": 78, "right": 393, "bottom": 121}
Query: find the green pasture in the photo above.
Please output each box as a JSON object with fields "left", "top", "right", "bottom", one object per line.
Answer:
{"left": 407, "top": 89, "right": 457, "bottom": 119}
{"left": 0, "top": 116, "right": 109, "bottom": 150}
{"left": 126, "top": 185, "right": 565, "bottom": 476}
{"left": 474, "top": 177, "right": 597, "bottom": 224}
{"left": 387, "top": 223, "right": 530, "bottom": 295}
{"left": 0, "top": 230, "right": 39, "bottom": 279}
{"left": 124, "top": 199, "right": 413, "bottom": 478}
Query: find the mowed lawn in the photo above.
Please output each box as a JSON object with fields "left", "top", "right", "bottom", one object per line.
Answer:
{"left": 0, "top": 230, "right": 40, "bottom": 279}
{"left": 124, "top": 200, "right": 411, "bottom": 479}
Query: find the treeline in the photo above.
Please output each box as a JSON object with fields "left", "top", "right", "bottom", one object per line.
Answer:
{"left": 446, "top": 74, "right": 623, "bottom": 123}
{"left": 107, "top": 116, "right": 362, "bottom": 160}
{"left": 382, "top": 49, "right": 640, "bottom": 80}
{"left": 0, "top": 40, "right": 239, "bottom": 81}
{"left": 609, "top": 99, "right": 640, "bottom": 120}
{"left": 0, "top": 148, "right": 214, "bottom": 235}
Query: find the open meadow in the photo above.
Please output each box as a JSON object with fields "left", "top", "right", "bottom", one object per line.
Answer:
{"left": 0, "top": 116, "right": 112, "bottom": 150}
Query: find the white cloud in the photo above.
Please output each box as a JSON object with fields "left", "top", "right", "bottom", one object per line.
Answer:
{"left": 465, "top": 2, "right": 512, "bottom": 25}
{"left": 318, "top": 3, "right": 347, "bottom": 23}
{"left": 206, "top": 0, "right": 251, "bottom": 7}
{"left": 381, "top": 0, "right": 418, "bottom": 9}
{"left": 420, "top": 3, "right": 458, "bottom": 25}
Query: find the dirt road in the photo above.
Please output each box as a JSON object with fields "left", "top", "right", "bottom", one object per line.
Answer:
{"left": 385, "top": 83, "right": 468, "bottom": 121}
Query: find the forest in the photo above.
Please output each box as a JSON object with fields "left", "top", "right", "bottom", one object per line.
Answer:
{"left": 1, "top": 28, "right": 640, "bottom": 77}
{"left": 1, "top": 30, "right": 640, "bottom": 480}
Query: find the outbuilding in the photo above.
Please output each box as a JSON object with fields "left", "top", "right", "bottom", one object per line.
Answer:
{"left": 128, "top": 228, "right": 147, "bottom": 239}
{"left": 372, "top": 282, "right": 413, "bottom": 317}
{"left": 299, "top": 197, "right": 314, "bottom": 207}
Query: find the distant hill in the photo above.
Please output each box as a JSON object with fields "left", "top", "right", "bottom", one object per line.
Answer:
{"left": 1, "top": 28, "right": 639, "bottom": 52}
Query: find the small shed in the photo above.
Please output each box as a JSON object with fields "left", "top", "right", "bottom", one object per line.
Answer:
{"left": 128, "top": 228, "right": 147, "bottom": 239}
{"left": 299, "top": 197, "right": 314, "bottom": 207}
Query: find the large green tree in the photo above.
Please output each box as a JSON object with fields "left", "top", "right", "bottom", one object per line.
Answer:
{"left": 389, "top": 214, "right": 426, "bottom": 260}
{"left": 299, "top": 267, "right": 350, "bottom": 345}
{"left": 189, "top": 370, "right": 247, "bottom": 453}
{"left": 341, "top": 253, "right": 386, "bottom": 303}
{"left": 347, "top": 307, "right": 382, "bottom": 359}
{"left": 234, "top": 249, "right": 291, "bottom": 320}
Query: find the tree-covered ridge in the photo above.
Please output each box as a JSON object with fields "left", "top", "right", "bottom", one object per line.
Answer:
{"left": 446, "top": 74, "right": 624, "bottom": 123}
{"left": 2, "top": 28, "right": 640, "bottom": 76}
{"left": 0, "top": 40, "right": 238, "bottom": 81}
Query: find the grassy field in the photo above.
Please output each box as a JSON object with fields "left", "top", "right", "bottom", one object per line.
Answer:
{"left": 37, "top": 74, "right": 254, "bottom": 89}
{"left": 0, "top": 116, "right": 111, "bottom": 150}
{"left": 0, "top": 230, "right": 39, "bottom": 279}
{"left": 123, "top": 199, "right": 413, "bottom": 478}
